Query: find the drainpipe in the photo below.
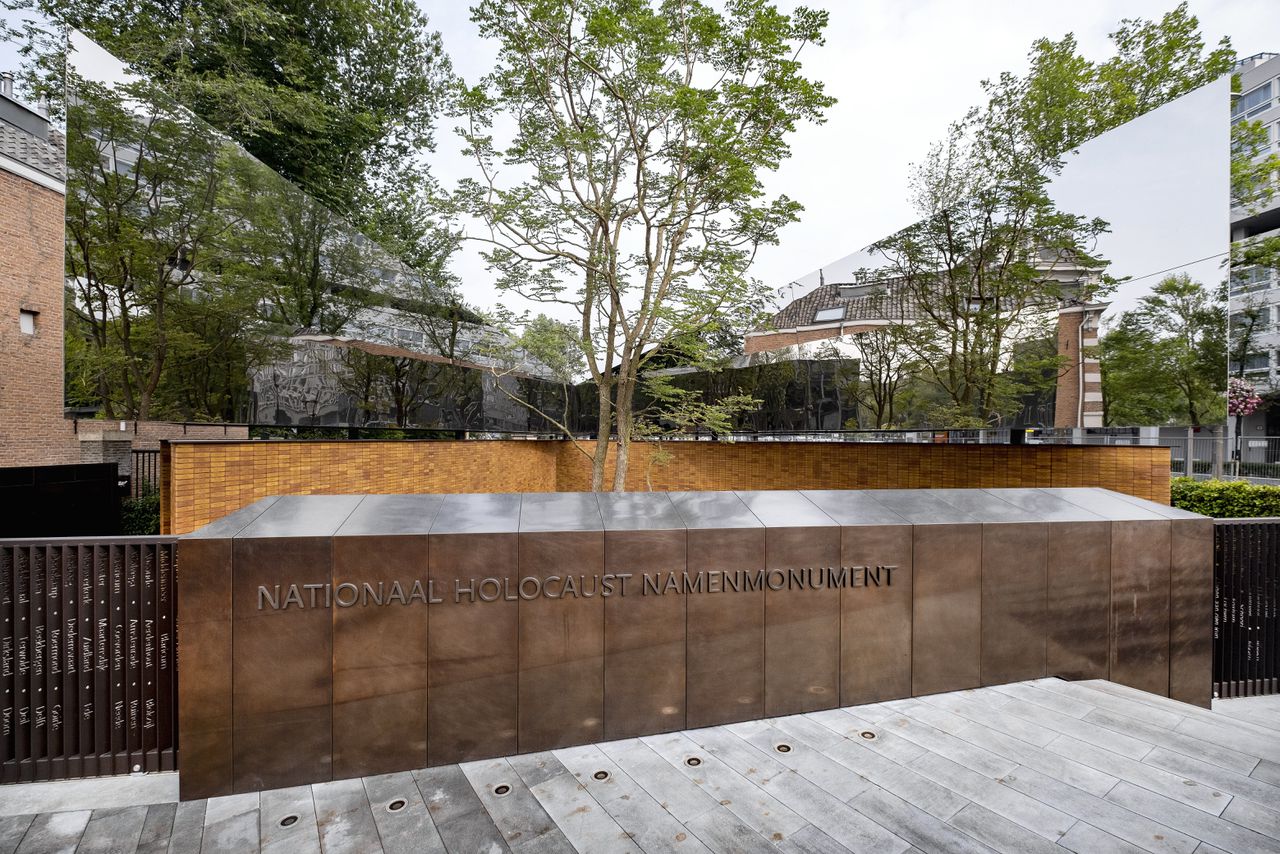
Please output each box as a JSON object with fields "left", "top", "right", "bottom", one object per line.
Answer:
{"left": 1077, "top": 313, "right": 1085, "bottom": 429}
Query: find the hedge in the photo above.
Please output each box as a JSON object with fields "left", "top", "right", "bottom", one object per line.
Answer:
{"left": 121, "top": 487, "right": 161, "bottom": 535}
{"left": 1170, "top": 477, "right": 1280, "bottom": 518}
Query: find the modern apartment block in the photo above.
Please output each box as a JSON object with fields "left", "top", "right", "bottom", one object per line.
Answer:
{"left": 1231, "top": 52, "right": 1280, "bottom": 435}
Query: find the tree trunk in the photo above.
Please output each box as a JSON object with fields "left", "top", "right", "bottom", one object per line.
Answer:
{"left": 590, "top": 380, "right": 612, "bottom": 491}
{"left": 611, "top": 375, "right": 639, "bottom": 492}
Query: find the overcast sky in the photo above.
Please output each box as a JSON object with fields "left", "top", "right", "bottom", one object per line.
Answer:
{"left": 421, "top": 0, "right": 1280, "bottom": 320}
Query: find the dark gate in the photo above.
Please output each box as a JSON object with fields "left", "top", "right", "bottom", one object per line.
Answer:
{"left": 1214, "top": 518, "right": 1280, "bottom": 698}
{"left": 1, "top": 538, "right": 177, "bottom": 783}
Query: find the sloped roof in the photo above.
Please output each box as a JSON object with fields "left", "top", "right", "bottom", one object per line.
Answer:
{"left": 0, "top": 124, "right": 64, "bottom": 182}
{"left": 768, "top": 280, "right": 921, "bottom": 331}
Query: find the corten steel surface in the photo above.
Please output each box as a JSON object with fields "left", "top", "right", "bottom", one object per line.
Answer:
{"left": 803, "top": 490, "right": 914, "bottom": 704}
{"left": 985, "top": 489, "right": 1111, "bottom": 681}
{"left": 738, "top": 491, "right": 841, "bottom": 717}
{"left": 597, "top": 492, "right": 687, "bottom": 739}
{"left": 932, "top": 490, "right": 1051, "bottom": 687}
{"left": 176, "top": 497, "right": 277, "bottom": 799}
{"left": 426, "top": 493, "right": 521, "bottom": 766}
{"left": 669, "top": 491, "right": 766, "bottom": 728}
{"left": 874, "top": 491, "right": 984, "bottom": 696}
{"left": 516, "top": 493, "right": 605, "bottom": 752}
{"left": 176, "top": 487, "right": 1213, "bottom": 799}
{"left": 332, "top": 495, "right": 441, "bottom": 779}
{"left": 231, "top": 495, "right": 361, "bottom": 794}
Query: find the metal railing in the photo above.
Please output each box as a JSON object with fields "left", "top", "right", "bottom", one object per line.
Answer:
{"left": 130, "top": 450, "right": 160, "bottom": 497}
{"left": 1, "top": 538, "right": 178, "bottom": 783}
{"left": 1215, "top": 519, "right": 1280, "bottom": 698}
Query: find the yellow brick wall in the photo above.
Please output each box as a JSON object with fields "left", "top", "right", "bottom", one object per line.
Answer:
{"left": 162, "top": 440, "right": 560, "bottom": 534}
{"left": 163, "top": 439, "right": 1171, "bottom": 534}
{"left": 554, "top": 441, "right": 1168, "bottom": 497}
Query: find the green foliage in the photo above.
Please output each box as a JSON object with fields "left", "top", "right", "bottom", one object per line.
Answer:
{"left": 120, "top": 488, "right": 161, "bottom": 535}
{"left": 458, "top": 0, "right": 834, "bottom": 489}
{"left": 979, "top": 3, "right": 1234, "bottom": 170}
{"left": 15, "top": 0, "right": 451, "bottom": 250}
{"left": 1100, "top": 274, "right": 1226, "bottom": 427}
{"left": 1170, "top": 477, "right": 1280, "bottom": 518}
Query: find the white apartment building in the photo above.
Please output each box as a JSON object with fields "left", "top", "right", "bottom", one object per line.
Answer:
{"left": 1231, "top": 52, "right": 1280, "bottom": 434}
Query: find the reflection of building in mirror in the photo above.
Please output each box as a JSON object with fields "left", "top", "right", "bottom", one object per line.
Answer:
{"left": 62, "top": 32, "right": 552, "bottom": 428}
{"left": 1230, "top": 52, "right": 1280, "bottom": 439}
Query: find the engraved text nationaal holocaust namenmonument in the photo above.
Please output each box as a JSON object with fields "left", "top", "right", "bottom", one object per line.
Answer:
{"left": 176, "top": 488, "right": 1212, "bottom": 799}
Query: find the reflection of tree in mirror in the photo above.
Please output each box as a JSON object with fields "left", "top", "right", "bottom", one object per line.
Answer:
{"left": 1100, "top": 274, "right": 1226, "bottom": 427}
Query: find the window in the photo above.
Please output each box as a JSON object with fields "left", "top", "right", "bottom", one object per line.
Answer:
{"left": 813, "top": 307, "right": 844, "bottom": 323}
{"left": 19, "top": 309, "right": 36, "bottom": 335}
{"left": 1230, "top": 266, "right": 1272, "bottom": 295}
{"left": 1234, "top": 82, "right": 1273, "bottom": 118}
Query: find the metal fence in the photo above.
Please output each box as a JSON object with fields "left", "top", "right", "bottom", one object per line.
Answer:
{"left": 0, "top": 538, "right": 177, "bottom": 783}
{"left": 1214, "top": 519, "right": 1280, "bottom": 698}
{"left": 131, "top": 450, "right": 160, "bottom": 497}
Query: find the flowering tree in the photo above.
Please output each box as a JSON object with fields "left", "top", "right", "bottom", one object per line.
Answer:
{"left": 1229, "top": 376, "right": 1263, "bottom": 477}
{"left": 1228, "top": 377, "right": 1262, "bottom": 418}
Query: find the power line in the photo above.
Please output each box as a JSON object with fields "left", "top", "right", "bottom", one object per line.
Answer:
{"left": 1118, "top": 250, "right": 1231, "bottom": 288}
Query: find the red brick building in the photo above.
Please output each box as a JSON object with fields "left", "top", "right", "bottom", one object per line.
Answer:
{"left": 0, "top": 74, "right": 75, "bottom": 466}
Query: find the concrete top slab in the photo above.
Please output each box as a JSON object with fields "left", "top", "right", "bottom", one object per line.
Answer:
{"left": 1100, "top": 490, "right": 1205, "bottom": 520}
{"left": 668, "top": 491, "right": 762, "bottom": 529}
{"left": 235, "top": 495, "right": 364, "bottom": 539}
{"left": 1038, "top": 488, "right": 1169, "bottom": 521}
{"left": 185, "top": 488, "right": 1204, "bottom": 539}
{"left": 182, "top": 497, "right": 280, "bottom": 540}
{"left": 867, "top": 489, "right": 983, "bottom": 525}
{"left": 980, "top": 488, "right": 1109, "bottom": 522}
{"left": 518, "top": 492, "right": 603, "bottom": 533}
{"left": 428, "top": 493, "right": 522, "bottom": 535}
{"left": 334, "top": 494, "right": 444, "bottom": 537}
{"left": 597, "top": 492, "right": 683, "bottom": 531}
{"left": 736, "top": 490, "right": 837, "bottom": 528}
{"left": 800, "top": 490, "right": 912, "bottom": 526}
{"left": 929, "top": 488, "right": 1049, "bottom": 523}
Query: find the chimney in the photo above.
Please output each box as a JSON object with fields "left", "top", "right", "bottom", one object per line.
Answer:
{"left": 0, "top": 71, "right": 50, "bottom": 141}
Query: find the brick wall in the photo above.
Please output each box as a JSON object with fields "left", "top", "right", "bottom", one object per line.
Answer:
{"left": 554, "top": 440, "right": 1168, "bottom": 496}
{"left": 163, "top": 438, "right": 1170, "bottom": 534}
{"left": 162, "top": 440, "right": 561, "bottom": 533}
{"left": 73, "top": 420, "right": 251, "bottom": 451}
{"left": 0, "top": 169, "right": 75, "bottom": 466}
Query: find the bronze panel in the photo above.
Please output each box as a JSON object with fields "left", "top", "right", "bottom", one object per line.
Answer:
{"left": 980, "top": 522, "right": 1048, "bottom": 686}
{"left": 427, "top": 532, "right": 518, "bottom": 765}
{"left": 763, "top": 526, "right": 840, "bottom": 716}
{"left": 684, "top": 527, "right": 765, "bottom": 727}
{"left": 1169, "top": 518, "right": 1213, "bottom": 707}
{"left": 175, "top": 537, "right": 234, "bottom": 799}
{"left": 331, "top": 535, "right": 428, "bottom": 779}
{"left": 911, "top": 524, "right": 982, "bottom": 696}
{"left": 839, "top": 525, "right": 913, "bottom": 705}
{"left": 231, "top": 536, "right": 333, "bottom": 792}
{"left": 518, "top": 530, "right": 605, "bottom": 752}
{"left": 1046, "top": 521, "right": 1111, "bottom": 680}
{"left": 1109, "top": 520, "right": 1172, "bottom": 696}
{"left": 603, "top": 529, "right": 686, "bottom": 738}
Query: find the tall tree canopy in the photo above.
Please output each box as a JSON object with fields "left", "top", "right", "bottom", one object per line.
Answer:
{"left": 6, "top": 0, "right": 452, "bottom": 260}
{"left": 457, "top": 0, "right": 834, "bottom": 489}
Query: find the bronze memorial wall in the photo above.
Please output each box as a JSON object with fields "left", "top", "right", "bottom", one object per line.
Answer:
{"left": 176, "top": 487, "right": 1212, "bottom": 800}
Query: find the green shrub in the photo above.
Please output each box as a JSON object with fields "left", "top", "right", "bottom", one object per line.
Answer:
{"left": 1170, "top": 477, "right": 1280, "bottom": 518}
{"left": 121, "top": 488, "right": 161, "bottom": 535}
